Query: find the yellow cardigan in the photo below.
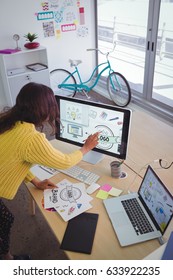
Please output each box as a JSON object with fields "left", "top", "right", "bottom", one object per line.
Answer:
{"left": 0, "top": 121, "right": 83, "bottom": 199}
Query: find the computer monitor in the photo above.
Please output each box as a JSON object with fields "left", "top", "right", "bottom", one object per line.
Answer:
{"left": 55, "top": 95, "right": 131, "bottom": 164}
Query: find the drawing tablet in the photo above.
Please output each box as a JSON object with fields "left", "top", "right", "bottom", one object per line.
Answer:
{"left": 60, "top": 212, "right": 99, "bottom": 254}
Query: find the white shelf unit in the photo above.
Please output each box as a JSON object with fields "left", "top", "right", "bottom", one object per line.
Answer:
{"left": 0, "top": 46, "right": 51, "bottom": 106}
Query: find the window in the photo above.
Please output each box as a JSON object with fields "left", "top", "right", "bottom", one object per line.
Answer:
{"left": 97, "top": 0, "right": 173, "bottom": 123}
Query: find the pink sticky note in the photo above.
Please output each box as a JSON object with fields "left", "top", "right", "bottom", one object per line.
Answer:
{"left": 100, "top": 184, "right": 112, "bottom": 192}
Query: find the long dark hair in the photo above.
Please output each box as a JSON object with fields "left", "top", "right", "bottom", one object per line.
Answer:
{"left": 0, "top": 82, "right": 60, "bottom": 134}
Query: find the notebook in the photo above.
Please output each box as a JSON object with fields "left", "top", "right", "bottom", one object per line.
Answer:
{"left": 161, "top": 231, "right": 173, "bottom": 260}
{"left": 60, "top": 212, "right": 98, "bottom": 254}
{"left": 103, "top": 166, "right": 173, "bottom": 246}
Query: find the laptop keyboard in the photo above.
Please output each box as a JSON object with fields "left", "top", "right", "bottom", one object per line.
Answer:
{"left": 121, "top": 198, "right": 154, "bottom": 235}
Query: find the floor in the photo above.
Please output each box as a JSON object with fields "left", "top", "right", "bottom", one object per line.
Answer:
{"left": 3, "top": 90, "right": 115, "bottom": 260}
{"left": 4, "top": 184, "right": 68, "bottom": 260}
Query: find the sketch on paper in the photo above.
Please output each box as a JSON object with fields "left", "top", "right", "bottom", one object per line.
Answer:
{"left": 43, "top": 179, "right": 93, "bottom": 221}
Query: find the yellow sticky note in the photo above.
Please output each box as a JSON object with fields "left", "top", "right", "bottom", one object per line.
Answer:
{"left": 108, "top": 188, "right": 122, "bottom": 197}
{"left": 96, "top": 190, "right": 109, "bottom": 199}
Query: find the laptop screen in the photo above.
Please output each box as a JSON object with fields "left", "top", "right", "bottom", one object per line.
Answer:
{"left": 139, "top": 166, "right": 173, "bottom": 234}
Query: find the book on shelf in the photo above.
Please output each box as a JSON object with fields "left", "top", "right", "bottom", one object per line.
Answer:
{"left": 0, "top": 49, "right": 21, "bottom": 54}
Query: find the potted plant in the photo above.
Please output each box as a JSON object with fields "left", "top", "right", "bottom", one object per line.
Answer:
{"left": 24, "top": 33, "right": 40, "bottom": 49}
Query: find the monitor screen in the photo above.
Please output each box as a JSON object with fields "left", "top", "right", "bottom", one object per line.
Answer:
{"left": 55, "top": 96, "right": 131, "bottom": 163}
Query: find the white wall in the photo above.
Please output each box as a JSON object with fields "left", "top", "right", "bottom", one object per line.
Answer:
{"left": 0, "top": 0, "right": 96, "bottom": 107}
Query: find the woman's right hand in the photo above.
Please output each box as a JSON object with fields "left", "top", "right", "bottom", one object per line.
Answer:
{"left": 80, "top": 132, "right": 100, "bottom": 155}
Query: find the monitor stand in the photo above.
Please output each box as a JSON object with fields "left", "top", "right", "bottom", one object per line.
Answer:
{"left": 82, "top": 150, "right": 105, "bottom": 164}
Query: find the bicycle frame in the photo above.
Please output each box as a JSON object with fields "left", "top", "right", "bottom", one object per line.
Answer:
{"left": 52, "top": 42, "right": 131, "bottom": 107}
{"left": 59, "top": 60, "right": 114, "bottom": 93}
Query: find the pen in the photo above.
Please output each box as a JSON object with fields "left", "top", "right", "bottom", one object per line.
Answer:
{"left": 109, "top": 117, "right": 119, "bottom": 121}
{"left": 116, "top": 160, "right": 124, "bottom": 167}
{"left": 39, "top": 166, "right": 54, "bottom": 175}
{"left": 118, "top": 160, "right": 124, "bottom": 166}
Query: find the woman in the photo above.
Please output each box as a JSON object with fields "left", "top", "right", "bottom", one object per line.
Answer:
{"left": 0, "top": 82, "right": 99, "bottom": 260}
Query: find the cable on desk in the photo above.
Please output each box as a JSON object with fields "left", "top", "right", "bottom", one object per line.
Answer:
{"left": 159, "top": 159, "right": 173, "bottom": 169}
{"left": 125, "top": 157, "right": 171, "bottom": 194}
{"left": 127, "top": 156, "right": 173, "bottom": 170}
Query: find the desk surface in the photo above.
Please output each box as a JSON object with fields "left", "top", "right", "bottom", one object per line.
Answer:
{"left": 26, "top": 109, "right": 173, "bottom": 260}
{"left": 126, "top": 110, "right": 173, "bottom": 189}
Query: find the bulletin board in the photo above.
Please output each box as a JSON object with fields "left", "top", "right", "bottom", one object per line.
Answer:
{"left": 35, "top": 0, "right": 88, "bottom": 39}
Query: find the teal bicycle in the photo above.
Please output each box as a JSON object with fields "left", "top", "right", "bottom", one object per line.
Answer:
{"left": 50, "top": 44, "right": 131, "bottom": 107}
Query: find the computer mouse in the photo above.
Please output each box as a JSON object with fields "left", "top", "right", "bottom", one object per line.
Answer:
{"left": 86, "top": 183, "right": 100, "bottom": 194}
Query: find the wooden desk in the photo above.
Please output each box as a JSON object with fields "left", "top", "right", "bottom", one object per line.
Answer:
{"left": 126, "top": 110, "right": 173, "bottom": 190}
{"left": 26, "top": 139, "right": 172, "bottom": 260}
{"left": 125, "top": 109, "right": 173, "bottom": 243}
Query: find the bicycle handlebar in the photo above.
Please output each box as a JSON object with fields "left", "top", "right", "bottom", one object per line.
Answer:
{"left": 86, "top": 48, "right": 98, "bottom": 51}
{"left": 86, "top": 42, "right": 116, "bottom": 57}
{"left": 86, "top": 48, "right": 110, "bottom": 56}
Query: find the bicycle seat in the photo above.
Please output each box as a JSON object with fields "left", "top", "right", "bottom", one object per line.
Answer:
{"left": 69, "top": 59, "right": 82, "bottom": 67}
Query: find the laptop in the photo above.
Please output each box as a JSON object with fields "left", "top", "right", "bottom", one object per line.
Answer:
{"left": 103, "top": 166, "right": 173, "bottom": 246}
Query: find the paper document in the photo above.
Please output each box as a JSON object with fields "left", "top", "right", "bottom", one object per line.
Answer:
{"left": 44, "top": 179, "right": 93, "bottom": 221}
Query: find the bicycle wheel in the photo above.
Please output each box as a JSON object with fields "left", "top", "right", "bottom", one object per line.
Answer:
{"left": 50, "top": 68, "right": 77, "bottom": 97}
{"left": 107, "top": 72, "right": 131, "bottom": 107}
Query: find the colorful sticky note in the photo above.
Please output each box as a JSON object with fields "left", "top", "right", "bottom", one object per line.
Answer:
{"left": 100, "top": 184, "right": 112, "bottom": 192}
{"left": 108, "top": 188, "right": 122, "bottom": 197}
{"left": 96, "top": 190, "right": 109, "bottom": 200}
